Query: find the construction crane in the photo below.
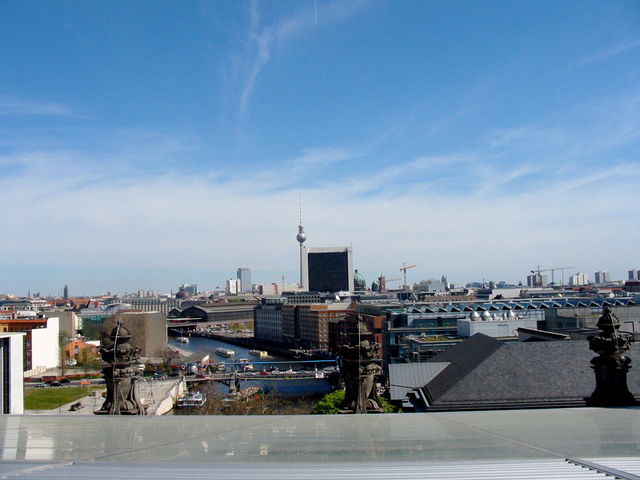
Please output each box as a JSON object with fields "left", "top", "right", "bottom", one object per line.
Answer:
{"left": 377, "top": 275, "right": 401, "bottom": 293}
{"left": 399, "top": 262, "right": 416, "bottom": 290}
{"left": 531, "top": 265, "right": 576, "bottom": 285}
{"left": 546, "top": 266, "right": 576, "bottom": 285}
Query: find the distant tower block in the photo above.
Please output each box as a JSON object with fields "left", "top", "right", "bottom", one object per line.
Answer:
{"left": 237, "top": 267, "right": 252, "bottom": 293}
{"left": 63, "top": 284, "right": 69, "bottom": 299}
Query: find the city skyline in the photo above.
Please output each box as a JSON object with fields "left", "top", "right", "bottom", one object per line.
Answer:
{"left": 1, "top": 1, "right": 639, "bottom": 295}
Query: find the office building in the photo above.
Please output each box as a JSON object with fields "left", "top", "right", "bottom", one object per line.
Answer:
{"left": 629, "top": 269, "right": 640, "bottom": 281}
{"left": 226, "top": 278, "right": 241, "bottom": 295}
{"left": 304, "top": 247, "right": 354, "bottom": 292}
{"left": 296, "top": 302, "right": 354, "bottom": 350}
{"left": 594, "top": 271, "right": 610, "bottom": 284}
{"left": 569, "top": 272, "right": 589, "bottom": 286}
{"left": 526, "top": 273, "right": 547, "bottom": 287}
{"left": 254, "top": 299, "right": 285, "bottom": 343}
{"left": 237, "top": 267, "right": 252, "bottom": 293}
{"left": 179, "top": 284, "right": 198, "bottom": 297}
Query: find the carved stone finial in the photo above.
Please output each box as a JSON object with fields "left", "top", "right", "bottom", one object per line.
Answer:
{"left": 338, "top": 319, "right": 384, "bottom": 414}
{"left": 95, "top": 320, "right": 146, "bottom": 415}
{"left": 586, "top": 307, "right": 636, "bottom": 406}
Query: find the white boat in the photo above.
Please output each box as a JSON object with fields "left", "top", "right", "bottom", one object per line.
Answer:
{"left": 216, "top": 347, "right": 235, "bottom": 357}
{"left": 249, "top": 349, "right": 269, "bottom": 358}
{"left": 177, "top": 337, "right": 189, "bottom": 344}
{"left": 176, "top": 391, "right": 207, "bottom": 408}
{"left": 222, "top": 386, "right": 261, "bottom": 407}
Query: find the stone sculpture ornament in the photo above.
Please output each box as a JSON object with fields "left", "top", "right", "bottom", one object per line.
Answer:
{"left": 338, "top": 320, "right": 384, "bottom": 414}
{"left": 95, "top": 320, "right": 146, "bottom": 415}
{"left": 587, "top": 307, "right": 636, "bottom": 406}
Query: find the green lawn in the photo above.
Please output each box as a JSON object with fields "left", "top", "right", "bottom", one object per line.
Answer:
{"left": 24, "top": 386, "right": 105, "bottom": 410}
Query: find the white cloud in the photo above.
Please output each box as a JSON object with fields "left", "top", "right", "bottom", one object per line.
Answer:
{"left": 1, "top": 138, "right": 638, "bottom": 290}
{"left": 0, "top": 96, "right": 79, "bottom": 117}
{"left": 231, "top": 1, "right": 371, "bottom": 124}
{"left": 571, "top": 39, "right": 640, "bottom": 69}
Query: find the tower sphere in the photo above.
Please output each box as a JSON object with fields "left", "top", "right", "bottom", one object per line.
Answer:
{"left": 297, "top": 224, "right": 306, "bottom": 244}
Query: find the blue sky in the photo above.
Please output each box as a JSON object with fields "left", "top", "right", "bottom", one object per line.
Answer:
{"left": 1, "top": 0, "right": 639, "bottom": 296}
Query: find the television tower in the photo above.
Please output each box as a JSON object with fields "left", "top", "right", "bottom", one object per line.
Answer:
{"left": 296, "top": 194, "right": 307, "bottom": 288}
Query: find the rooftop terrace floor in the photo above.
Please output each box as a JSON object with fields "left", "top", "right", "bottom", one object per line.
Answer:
{"left": 1, "top": 407, "right": 640, "bottom": 478}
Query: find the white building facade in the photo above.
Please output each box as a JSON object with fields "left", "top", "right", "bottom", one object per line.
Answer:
{"left": 0, "top": 332, "right": 25, "bottom": 414}
{"left": 569, "top": 272, "right": 589, "bottom": 286}
{"left": 30, "top": 316, "right": 60, "bottom": 370}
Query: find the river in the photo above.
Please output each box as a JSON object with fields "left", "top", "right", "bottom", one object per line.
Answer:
{"left": 168, "top": 335, "right": 335, "bottom": 370}
{"left": 168, "top": 335, "right": 336, "bottom": 398}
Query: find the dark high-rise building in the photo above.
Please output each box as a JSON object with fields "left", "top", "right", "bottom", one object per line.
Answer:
{"left": 237, "top": 267, "right": 252, "bottom": 293}
{"left": 305, "top": 247, "right": 354, "bottom": 292}
{"left": 63, "top": 284, "right": 69, "bottom": 299}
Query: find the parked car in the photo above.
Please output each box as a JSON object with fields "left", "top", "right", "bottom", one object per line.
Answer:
{"left": 49, "top": 381, "right": 62, "bottom": 387}
{"left": 34, "top": 383, "right": 46, "bottom": 388}
{"left": 59, "top": 378, "right": 70, "bottom": 384}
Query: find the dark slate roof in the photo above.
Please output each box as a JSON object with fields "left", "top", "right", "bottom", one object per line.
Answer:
{"left": 422, "top": 334, "right": 640, "bottom": 410}
{"left": 388, "top": 362, "right": 450, "bottom": 401}
{"left": 424, "top": 333, "right": 502, "bottom": 404}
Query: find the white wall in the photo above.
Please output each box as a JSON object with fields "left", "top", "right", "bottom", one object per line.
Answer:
{"left": 458, "top": 317, "right": 538, "bottom": 338}
{"left": 2, "top": 333, "right": 25, "bottom": 414}
{"left": 31, "top": 317, "right": 59, "bottom": 370}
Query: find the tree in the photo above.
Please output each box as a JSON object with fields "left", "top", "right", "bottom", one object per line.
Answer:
{"left": 311, "top": 390, "right": 397, "bottom": 414}
{"left": 79, "top": 347, "right": 102, "bottom": 375}
{"left": 159, "top": 348, "right": 180, "bottom": 373}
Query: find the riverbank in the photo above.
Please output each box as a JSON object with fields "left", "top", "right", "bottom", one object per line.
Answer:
{"left": 188, "top": 331, "right": 333, "bottom": 361}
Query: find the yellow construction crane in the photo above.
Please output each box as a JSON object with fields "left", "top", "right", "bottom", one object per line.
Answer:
{"left": 377, "top": 275, "right": 401, "bottom": 293}
{"left": 531, "top": 265, "right": 576, "bottom": 285}
{"left": 399, "top": 262, "right": 416, "bottom": 289}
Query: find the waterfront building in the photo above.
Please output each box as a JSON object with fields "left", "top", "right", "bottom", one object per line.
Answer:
{"left": 304, "top": 246, "right": 354, "bottom": 293}
{"left": 629, "top": 269, "right": 640, "bottom": 281}
{"left": 281, "top": 304, "right": 298, "bottom": 344}
{"left": 254, "top": 299, "right": 285, "bottom": 343}
{"left": 237, "top": 267, "right": 252, "bottom": 293}
{"left": 179, "top": 304, "right": 256, "bottom": 325}
{"left": 282, "top": 291, "right": 323, "bottom": 304}
{"left": 124, "top": 298, "right": 184, "bottom": 314}
{"left": 296, "top": 302, "right": 354, "bottom": 350}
